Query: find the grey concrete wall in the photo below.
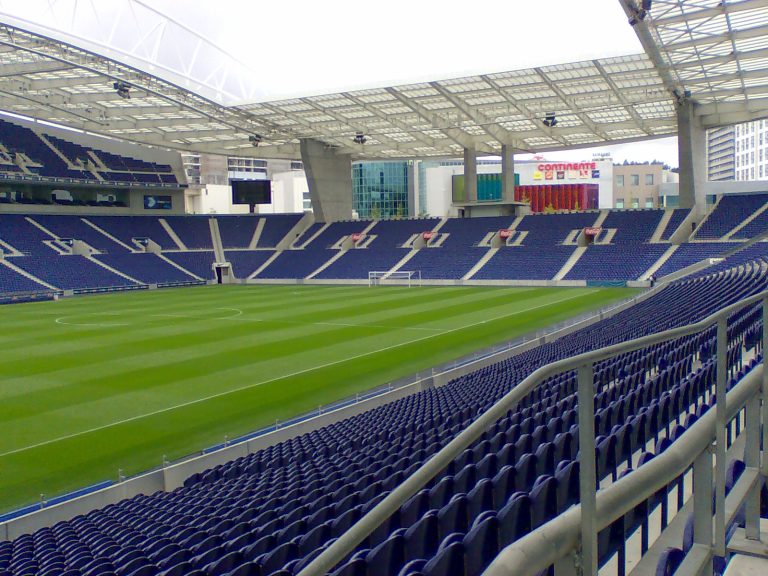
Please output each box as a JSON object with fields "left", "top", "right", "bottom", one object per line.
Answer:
{"left": 300, "top": 139, "right": 353, "bottom": 223}
{"left": 676, "top": 100, "right": 707, "bottom": 209}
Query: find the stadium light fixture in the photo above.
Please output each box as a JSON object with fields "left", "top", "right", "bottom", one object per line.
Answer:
{"left": 543, "top": 112, "right": 557, "bottom": 128}
{"left": 353, "top": 131, "right": 367, "bottom": 145}
{"left": 248, "top": 134, "right": 263, "bottom": 147}
{"left": 113, "top": 81, "right": 131, "bottom": 99}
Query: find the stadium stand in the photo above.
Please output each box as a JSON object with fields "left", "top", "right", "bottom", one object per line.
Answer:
{"left": 25, "top": 215, "right": 130, "bottom": 253}
{"left": 654, "top": 242, "right": 733, "bottom": 278}
{"left": 257, "top": 221, "right": 370, "bottom": 279}
{"left": 564, "top": 244, "right": 668, "bottom": 282}
{"left": 406, "top": 216, "right": 510, "bottom": 280}
{"left": 10, "top": 255, "right": 137, "bottom": 291}
{"left": 162, "top": 217, "right": 213, "bottom": 250}
{"left": 316, "top": 219, "right": 440, "bottom": 280}
{"left": 0, "top": 247, "right": 764, "bottom": 576}
{"left": 218, "top": 216, "right": 262, "bottom": 249}
{"left": 94, "top": 254, "right": 197, "bottom": 285}
{"left": 695, "top": 193, "right": 768, "bottom": 240}
{"left": 0, "top": 119, "right": 178, "bottom": 188}
{"left": 86, "top": 217, "right": 178, "bottom": 251}
{"left": 224, "top": 250, "right": 276, "bottom": 279}
{"left": 0, "top": 214, "right": 59, "bottom": 254}
{"left": 163, "top": 252, "right": 217, "bottom": 281}
{"left": 256, "top": 215, "right": 305, "bottom": 248}
{"left": 659, "top": 209, "right": 690, "bottom": 241}
{"left": 2, "top": 207, "right": 768, "bottom": 293}
{"left": 0, "top": 263, "right": 50, "bottom": 293}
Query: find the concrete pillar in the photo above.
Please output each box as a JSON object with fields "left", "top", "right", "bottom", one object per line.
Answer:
{"left": 676, "top": 99, "right": 707, "bottom": 210}
{"left": 501, "top": 145, "right": 516, "bottom": 202}
{"left": 300, "top": 139, "right": 354, "bottom": 223}
{"left": 464, "top": 147, "right": 477, "bottom": 202}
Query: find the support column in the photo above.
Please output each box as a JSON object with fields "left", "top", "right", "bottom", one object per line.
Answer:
{"left": 676, "top": 99, "right": 707, "bottom": 210}
{"left": 501, "top": 145, "right": 516, "bottom": 202}
{"left": 300, "top": 138, "right": 354, "bottom": 223}
{"left": 464, "top": 147, "right": 477, "bottom": 203}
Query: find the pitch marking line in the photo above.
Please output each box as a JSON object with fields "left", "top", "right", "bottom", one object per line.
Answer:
{"left": 2, "top": 290, "right": 596, "bottom": 458}
{"left": 55, "top": 308, "right": 243, "bottom": 327}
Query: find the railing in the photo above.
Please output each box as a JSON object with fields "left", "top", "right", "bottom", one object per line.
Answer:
{"left": 297, "top": 289, "right": 768, "bottom": 576}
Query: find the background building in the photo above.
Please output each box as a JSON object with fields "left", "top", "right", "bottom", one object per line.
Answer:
{"left": 734, "top": 119, "right": 768, "bottom": 181}
{"left": 182, "top": 154, "right": 308, "bottom": 215}
{"left": 352, "top": 161, "right": 412, "bottom": 219}
{"left": 613, "top": 163, "right": 665, "bottom": 209}
{"left": 707, "top": 126, "right": 735, "bottom": 181}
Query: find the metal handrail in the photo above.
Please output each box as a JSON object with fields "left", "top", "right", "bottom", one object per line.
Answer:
{"left": 297, "top": 287, "right": 768, "bottom": 576}
{"left": 483, "top": 365, "right": 763, "bottom": 576}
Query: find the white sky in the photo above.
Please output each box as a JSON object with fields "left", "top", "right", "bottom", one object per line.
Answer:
{"left": 517, "top": 137, "right": 680, "bottom": 168}
{"left": 147, "top": 0, "right": 644, "bottom": 101}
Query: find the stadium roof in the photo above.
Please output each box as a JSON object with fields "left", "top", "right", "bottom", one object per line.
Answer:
{"left": 0, "top": 0, "right": 764, "bottom": 160}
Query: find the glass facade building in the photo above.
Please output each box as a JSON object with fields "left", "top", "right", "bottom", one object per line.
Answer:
{"left": 352, "top": 161, "right": 409, "bottom": 219}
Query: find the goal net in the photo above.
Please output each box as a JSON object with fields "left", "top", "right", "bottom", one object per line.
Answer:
{"left": 368, "top": 270, "right": 422, "bottom": 287}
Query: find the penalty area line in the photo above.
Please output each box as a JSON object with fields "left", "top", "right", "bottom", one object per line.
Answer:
{"left": 2, "top": 290, "right": 594, "bottom": 458}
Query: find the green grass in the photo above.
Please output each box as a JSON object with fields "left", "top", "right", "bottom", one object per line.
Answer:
{"left": 0, "top": 284, "right": 638, "bottom": 513}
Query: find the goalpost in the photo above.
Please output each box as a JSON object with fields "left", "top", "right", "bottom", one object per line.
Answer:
{"left": 368, "top": 270, "right": 422, "bottom": 287}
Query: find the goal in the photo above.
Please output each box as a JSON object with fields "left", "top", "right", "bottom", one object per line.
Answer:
{"left": 368, "top": 270, "right": 422, "bottom": 287}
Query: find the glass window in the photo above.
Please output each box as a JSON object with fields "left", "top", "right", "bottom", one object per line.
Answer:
{"left": 615, "top": 198, "right": 624, "bottom": 209}
{"left": 645, "top": 197, "right": 654, "bottom": 208}
{"left": 615, "top": 175, "right": 624, "bottom": 187}
{"left": 631, "top": 197, "right": 640, "bottom": 208}
{"left": 630, "top": 174, "right": 640, "bottom": 186}
{"left": 645, "top": 174, "right": 654, "bottom": 185}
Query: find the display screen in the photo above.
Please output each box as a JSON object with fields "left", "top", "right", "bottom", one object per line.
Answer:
{"left": 144, "top": 195, "right": 172, "bottom": 210}
{"left": 231, "top": 179, "right": 272, "bottom": 205}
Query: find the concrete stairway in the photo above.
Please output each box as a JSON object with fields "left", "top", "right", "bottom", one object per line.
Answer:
{"left": 650, "top": 209, "right": 675, "bottom": 243}
{"left": 159, "top": 219, "right": 187, "bottom": 250}
{"left": 209, "top": 218, "right": 226, "bottom": 262}
{"left": 640, "top": 244, "right": 678, "bottom": 280}
{"left": 156, "top": 253, "right": 205, "bottom": 281}
{"left": 82, "top": 218, "right": 136, "bottom": 252}
{"left": 721, "top": 202, "right": 768, "bottom": 240}
{"left": 87, "top": 256, "right": 142, "bottom": 284}
{"left": 463, "top": 248, "right": 499, "bottom": 280}
{"left": 553, "top": 246, "right": 587, "bottom": 280}
{"left": 248, "top": 218, "right": 266, "bottom": 249}
{"left": 0, "top": 258, "right": 58, "bottom": 289}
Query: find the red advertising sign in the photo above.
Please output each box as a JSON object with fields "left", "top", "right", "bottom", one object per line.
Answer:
{"left": 584, "top": 227, "right": 602, "bottom": 237}
{"left": 422, "top": 231, "right": 434, "bottom": 240}
{"left": 351, "top": 233, "right": 363, "bottom": 242}
{"left": 499, "top": 229, "right": 513, "bottom": 239}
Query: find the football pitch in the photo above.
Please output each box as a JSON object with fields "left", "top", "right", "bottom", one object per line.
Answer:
{"left": 0, "top": 283, "right": 639, "bottom": 513}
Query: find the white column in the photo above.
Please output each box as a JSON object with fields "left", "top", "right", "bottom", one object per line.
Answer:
{"left": 501, "top": 144, "right": 515, "bottom": 202}
{"left": 463, "top": 147, "right": 477, "bottom": 202}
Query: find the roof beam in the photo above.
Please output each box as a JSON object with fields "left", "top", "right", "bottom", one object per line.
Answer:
{"left": 429, "top": 82, "right": 531, "bottom": 151}
{"left": 671, "top": 46, "right": 768, "bottom": 70}
{"left": 479, "top": 74, "right": 570, "bottom": 147}
{"left": 650, "top": 0, "right": 768, "bottom": 26}
{"left": 385, "top": 87, "right": 496, "bottom": 154}
{"left": 340, "top": 92, "right": 438, "bottom": 149}
{"left": 0, "top": 60, "right": 72, "bottom": 77}
{"left": 592, "top": 60, "right": 655, "bottom": 135}
{"left": 533, "top": 68, "right": 611, "bottom": 141}
{"left": 661, "top": 24, "right": 768, "bottom": 52}
{"left": 26, "top": 75, "right": 106, "bottom": 90}
{"left": 298, "top": 97, "right": 419, "bottom": 154}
